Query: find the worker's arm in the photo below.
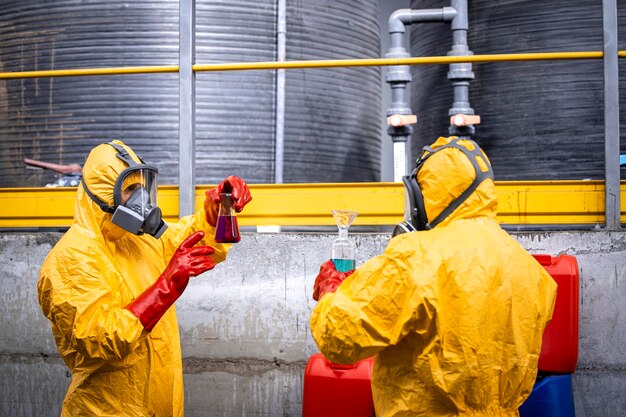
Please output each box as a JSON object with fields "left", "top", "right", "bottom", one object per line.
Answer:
{"left": 310, "top": 241, "right": 434, "bottom": 364}
{"left": 127, "top": 231, "right": 215, "bottom": 331}
{"left": 38, "top": 258, "right": 148, "bottom": 361}
{"left": 163, "top": 208, "right": 229, "bottom": 265}
{"left": 161, "top": 176, "right": 252, "bottom": 265}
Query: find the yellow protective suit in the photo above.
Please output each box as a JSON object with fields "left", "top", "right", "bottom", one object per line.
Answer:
{"left": 310, "top": 137, "right": 557, "bottom": 417}
{"left": 38, "top": 141, "right": 229, "bottom": 417}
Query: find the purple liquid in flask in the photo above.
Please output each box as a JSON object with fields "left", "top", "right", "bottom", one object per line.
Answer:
{"left": 214, "top": 192, "right": 241, "bottom": 243}
{"left": 215, "top": 215, "right": 240, "bottom": 243}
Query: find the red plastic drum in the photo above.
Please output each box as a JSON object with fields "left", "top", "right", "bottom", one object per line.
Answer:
{"left": 302, "top": 353, "right": 375, "bottom": 417}
{"left": 532, "top": 254, "right": 580, "bottom": 374}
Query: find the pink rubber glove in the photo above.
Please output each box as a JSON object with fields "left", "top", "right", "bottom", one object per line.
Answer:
{"left": 312, "top": 260, "right": 355, "bottom": 301}
{"left": 126, "top": 231, "right": 215, "bottom": 331}
{"left": 205, "top": 175, "right": 252, "bottom": 226}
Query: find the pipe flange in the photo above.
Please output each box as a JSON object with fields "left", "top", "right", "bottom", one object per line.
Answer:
{"left": 387, "top": 114, "right": 417, "bottom": 127}
{"left": 388, "top": 125, "right": 413, "bottom": 137}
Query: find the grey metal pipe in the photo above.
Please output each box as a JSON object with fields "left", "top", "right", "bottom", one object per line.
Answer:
{"left": 386, "top": 7, "right": 456, "bottom": 181}
{"left": 447, "top": 0, "right": 475, "bottom": 138}
{"left": 274, "top": 0, "right": 286, "bottom": 184}
{"left": 388, "top": 8, "right": 457, "bottom": 34}
{"left": 602, "top": 0, "right": 621, "bottom": 230}
{"left": 179, "top": 0, "right": 196, "bottom": 216}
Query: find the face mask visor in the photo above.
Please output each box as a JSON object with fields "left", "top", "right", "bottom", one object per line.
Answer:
{"left": 111, "top": 167, "right": 167, "bottom": 238}
{"left": 118, "top": 168, "right": 158, "bottom": 209}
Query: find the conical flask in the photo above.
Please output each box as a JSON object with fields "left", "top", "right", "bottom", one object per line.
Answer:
{"left": 331, "top": 210, "right": 358, "bottom": 272}
{"left": 214, "top": 192, "right": 241, "bottom": 243}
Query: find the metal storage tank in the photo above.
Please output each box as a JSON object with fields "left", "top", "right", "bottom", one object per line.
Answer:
{"left": 409, "top": 0, "right": 626, "bottom": 180}
{"left": 0, "top": 0, "right": 381, "bottom": 187}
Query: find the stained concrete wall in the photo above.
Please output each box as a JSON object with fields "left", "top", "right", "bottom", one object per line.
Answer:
{"left": 1, "top": 231, "right": 625, "bottom": 416}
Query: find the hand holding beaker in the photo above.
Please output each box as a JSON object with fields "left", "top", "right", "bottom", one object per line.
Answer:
{"left": 313, "top": 260, "right": 355, "bottom": 301}
{"left": 205, "top": 175, "right": 252, "bottom": 227}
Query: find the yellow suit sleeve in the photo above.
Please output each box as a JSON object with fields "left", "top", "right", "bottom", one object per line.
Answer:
{"left": 539, "top": 269, "right": 558, "bottom": 326}
{"left": 310, "top": 243, "right": 434, "bottom": 364}
{"left": 38, "top": 259, "right": 147, "bottom": 362}
{"left": 161, "top": 208, "right": 230, "bottom": 265}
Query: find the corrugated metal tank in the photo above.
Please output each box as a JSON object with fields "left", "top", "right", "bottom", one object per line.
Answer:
{"left": 0, "top": 0, "right": 381, "bottom": 187}
{"left": 409, "top": 0, "right": 626, "bottom": 180}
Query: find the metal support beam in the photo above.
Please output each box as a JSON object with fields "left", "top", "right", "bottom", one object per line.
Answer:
{"left": 274, "top": 0, "right": 286, "bottom": 184}
{"left": 602, "top": 0, "right": 621, "bottom": 229}
{"left": 179, "top": 0, "right": 196, "bottom": 217}
{"left": 0, "top": 181, "right": 623, "bottom": 228}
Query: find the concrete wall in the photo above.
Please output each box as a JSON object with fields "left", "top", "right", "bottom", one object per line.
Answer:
{"left": 1, "top": 231, "right": 625, "bottom": 416}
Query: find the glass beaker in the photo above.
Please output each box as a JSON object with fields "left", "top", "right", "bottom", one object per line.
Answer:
{"left": 214, "top": 192, "right": 241, "bottom": 243}
{"left": 331, "top": 210, "right": 358, "bottom": 272}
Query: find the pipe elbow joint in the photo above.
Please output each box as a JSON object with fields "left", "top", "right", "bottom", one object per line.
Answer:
{"left": 442, "top": 7, "right": 457, "bottom": 22}
{"left": 388, "top": 9, "right": 412, "bottom": 33}
{"left": 389, "top": 7, "right": 458, "bottom": 33}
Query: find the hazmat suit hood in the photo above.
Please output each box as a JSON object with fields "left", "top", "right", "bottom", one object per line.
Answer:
{"left": 417, "top": 136, "right": 498, "bottom": 229}
{"left": 76, "top": 140, "right": 145, "bottom": 241}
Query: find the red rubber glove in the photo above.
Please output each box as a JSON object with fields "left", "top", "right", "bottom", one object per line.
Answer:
{"left": 205, "top": 175, "right": 252, "bottom": 226}
{"left": 126, "top": 231, "right": 215, "bottom": 331}
{"left": 312, "top": 260, "right": 355, "bottom": 301}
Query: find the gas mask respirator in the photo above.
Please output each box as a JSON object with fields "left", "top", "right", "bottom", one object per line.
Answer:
{"left": 82, "top": 142, "right": 168, "bottom": 238}
{"left": 392, "top": 138, "right": 494, "bottom": 238}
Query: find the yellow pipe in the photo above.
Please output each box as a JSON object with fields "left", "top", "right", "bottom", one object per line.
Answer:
{"left": 0, "top": 181, "right": 624, "bottom": 228}
{"left": 0, "top": 65, "right": 179, "bottom": 80}
{"left": 619, "top": 51, "right": 626, "bottom": 58}
{"left": 193, "top": 51, "right": 603, "bottom": 72}
{"left": 0, "top": 52, "right": 605, "bottom": 79}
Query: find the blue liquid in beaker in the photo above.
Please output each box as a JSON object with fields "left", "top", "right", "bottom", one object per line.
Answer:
{"left": 332, "top": 259, "right": 355, "bottom": 273}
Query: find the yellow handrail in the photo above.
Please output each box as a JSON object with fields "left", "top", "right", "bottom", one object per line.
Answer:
{"left": 193, "top": 51, "right": 604, "bottom": 72}
{"left": 0, "top": 51, "right": 613, "bottom": 79}
{"left": 0, "top": 65, "right": 179, "bottom": 79}
{"left": 0, "top": 181, "right": 623, "bottom": 228}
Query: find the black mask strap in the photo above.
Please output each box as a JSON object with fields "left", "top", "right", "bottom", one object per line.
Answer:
{"left": 427, "top": 139, "right": 493, "bottom": 228}
{"left": 81, "top": 178, "right": 115, "bottom": 214}
{"left": 408, "top": 138, "right": 494, "bottom": 230}
{"left": 108, "top": 142, "right": 145, "bottom": 166}
{"left": 402, "top": 172, "right": 429, "bottom": 231}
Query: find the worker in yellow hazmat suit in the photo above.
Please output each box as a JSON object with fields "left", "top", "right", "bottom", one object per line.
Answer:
{"left": 310, "top": 136, "right": 557, "bottom": 417}
{"left": 38, "top": 140, "right": 252, "bottom": 416}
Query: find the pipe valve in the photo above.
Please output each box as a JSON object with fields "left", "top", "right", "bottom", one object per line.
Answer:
{"left": 387, "top": 114, "right": 417, "bottom": 127}
{"left": 450, "top": 114, "right": 480, "bottom": 127}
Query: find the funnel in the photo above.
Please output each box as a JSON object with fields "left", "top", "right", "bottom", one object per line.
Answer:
{"left": 331, "top": 210, "right": 358, "bottom": 231}
{"left": 330, "top": 210, "right": 358, "bottom": 273}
